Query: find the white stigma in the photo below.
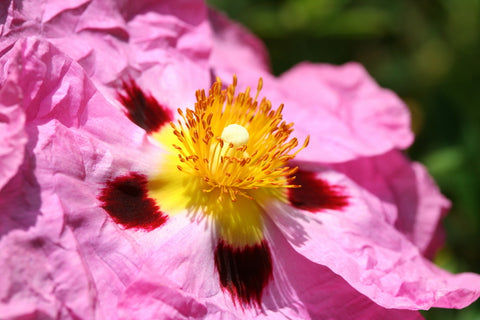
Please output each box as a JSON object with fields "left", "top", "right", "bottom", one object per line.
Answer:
{"left": 221, "top": 124, "right": 249, "bottom": 147}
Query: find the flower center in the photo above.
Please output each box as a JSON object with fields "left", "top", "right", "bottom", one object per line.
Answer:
{"left": 148, "top": 76, "right": 308, "bottom": 247}
{"left": 169, "top": 76, "right": 309, "bottom": 202}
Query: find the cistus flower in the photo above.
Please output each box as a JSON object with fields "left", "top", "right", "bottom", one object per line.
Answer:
{"left": 1, "top": 1, "right": 479, "bottom": 319}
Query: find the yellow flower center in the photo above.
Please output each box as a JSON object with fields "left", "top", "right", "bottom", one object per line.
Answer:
{"left": 148, "top": 76, "right": 308, "bottom": 246}
{"left": 171, "top": 77, "right": 308, "bottom": 201}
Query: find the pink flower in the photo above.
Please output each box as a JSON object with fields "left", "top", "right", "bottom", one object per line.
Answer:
{"left": 1, "top": 1, "right": 479, "bottom": 319}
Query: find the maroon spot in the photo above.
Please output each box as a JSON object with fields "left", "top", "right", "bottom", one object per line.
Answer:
{"left": 214, "top": 240, "right": 272, "bottom": 308}
{"left": 288, "top": 169, "right": 348, "bottom": 212}
{"left": 98, "top": 172, "right": 167, "bottom": 231}
{"left": 117, "top": 79, "right": 173, "bottom": 133}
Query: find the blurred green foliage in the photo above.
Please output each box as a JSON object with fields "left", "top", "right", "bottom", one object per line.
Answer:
{"left": 208, "top": 0, "right": 480, "bottom": 319}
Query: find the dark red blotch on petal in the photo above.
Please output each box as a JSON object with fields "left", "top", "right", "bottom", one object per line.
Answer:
{"left": 98, "top": 172, "right": 167, "bottom": 231}
{"left": 117, "top": 79, "right": 173, "bottom": 133}
{"left": 288, "top": 169, "right": 348, "bottom": 212}
{"left": 214, "top": 240, "right": 272, "bottom": 308}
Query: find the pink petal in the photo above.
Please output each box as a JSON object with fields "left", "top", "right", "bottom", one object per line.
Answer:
{"left": 5, "top": 0, "right": 90, "bottom": 24}
{"left": 268, "top": 166, "right": 480, "bottom": 310}
{"left": 117, "top": 271, "right": 208, "bottom": 320}
{"left": 261, "top": 217, "right": 424, "bottom": 320}
{"left": 329, "top": 150, "right": 450, "bottom": 257}
{"left": 0, "top": 225, "right": 98, "bottom": 319}
{"left": 117, "top": 216, "right": 425, "bottom": 320}
{"left": 122, "top": 218, "right": 275, "bottom": 319}
{"left": 139, "top": 218, "right": 220, "bottom": 299}
{"left": 277, "top": 62, "right": 414, "bottom": 162}
{"left": 2, "top": 0, "right": 212, "bottom": 111}
{"left": 116, "top": 220, "right": 218, "bottom": 319}
{"left": 0, "top": 37, "right": 164, "bottom": 318}
{"left": 0, "top": 68, "right": 27, "bottom": 190}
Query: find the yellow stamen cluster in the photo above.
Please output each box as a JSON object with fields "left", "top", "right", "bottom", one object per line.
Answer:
{"left": 170, "top": 76, "right": 309, "bottom": 202}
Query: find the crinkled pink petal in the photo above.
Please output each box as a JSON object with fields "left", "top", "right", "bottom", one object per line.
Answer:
{"left": 267, "top": 166, "right": 480, "bottom": 310}
{"left": 277, "top": 62, "right": 414, "bottom": 162}
{"left": 262, "top": 217, "right": 424, "bottom": 320}
{"left": 116, "top": 206, "right": 426, "bottom": 319}
{"left": 118, "top": 271, "right": 208, "bottom": 320}
{"left": 0, "top": 226, "right": 98, "bottom": 319}
{"left": 0, "top": 68, "right": 27, "bottom": 190}
{"left": 0, "top": 162, "right": 39, "bottom": 241}
{"left": 116, "top": 216, "right": 424, "bottom": 320}
{"left": 119, "top": 265, "right": 278, "bottom": 320}
{"left": 3, "top": 0, "right": 90, "bottom": 25}
{"left": 1, "top": 0, "right": 212, "bottom": 111}
{"left": 118, "top": 218, "right": 266, "bottom": 320}
{"left": 138, "top": 217, "right": 220, "bottom": 300}
{"left": 0, "top": 37, "right": 166, "bottom": 319}
{"left": 328, "top": 150, "right": 449, "bottom": 257}
{"left": 75, "top": 0, "right": 128, "bottom": 35}
{"left": 117, "top": 220, "right": 219, "bottom": 320}
{"left": 125, "top": 225, "right": 263, "bottom": 319}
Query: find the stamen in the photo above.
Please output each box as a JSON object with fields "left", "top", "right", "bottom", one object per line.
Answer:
{"left": 168, "top": 76, "right": 309, "bottom": 201}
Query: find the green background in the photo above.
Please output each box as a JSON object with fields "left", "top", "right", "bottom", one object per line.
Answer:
{"left": 207, "top": 0, "right": 480, "bottom": 319}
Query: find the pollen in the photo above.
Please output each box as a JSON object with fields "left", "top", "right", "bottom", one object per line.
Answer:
{"left": 170, "top": 76, "right": 309, "bottom": 202}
